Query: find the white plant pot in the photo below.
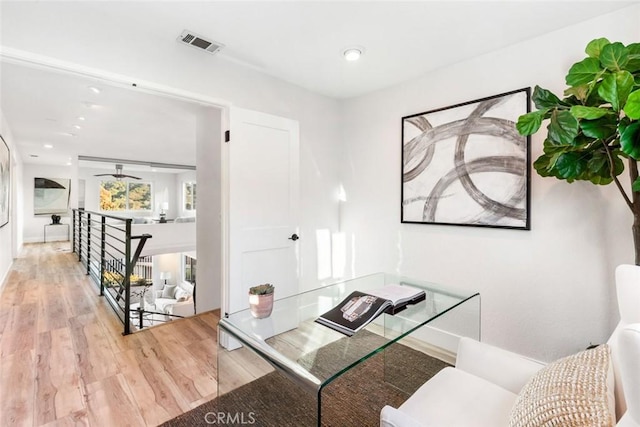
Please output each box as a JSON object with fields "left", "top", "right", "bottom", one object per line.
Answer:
{"left": 249, "top": 293, "right": 274, "bottom": 319}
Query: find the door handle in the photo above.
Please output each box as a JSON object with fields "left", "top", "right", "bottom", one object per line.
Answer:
{"left": 288, "top": 233, "right": 299, "bottom": 241}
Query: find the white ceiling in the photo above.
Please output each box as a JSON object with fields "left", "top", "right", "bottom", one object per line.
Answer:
{"left": 0, "top": 1, "right": 636, "bottom": 166}
{"left": 1, "top": 62, "right": 201, "bottom": 167}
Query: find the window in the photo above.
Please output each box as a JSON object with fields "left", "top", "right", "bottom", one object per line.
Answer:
{"left": 100, "top": 181, "right": 152, "bottom": 211}
{"left": 184, "top": 255, "right": 196, "bottom": 285}
{"left": 184, "top": 182, "right": 196, "bottom": 211}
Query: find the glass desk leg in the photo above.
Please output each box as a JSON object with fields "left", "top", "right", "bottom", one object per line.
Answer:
{"left": 217, "top": 330, "right": 319, "bottom": 426}
{"left": 382, "top": 293, "right": 481, "bottom": 393}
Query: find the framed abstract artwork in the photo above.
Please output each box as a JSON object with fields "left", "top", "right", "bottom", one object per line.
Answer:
{"left": 0, "top": 135, "right": 9, "bottom": 228}
{"left": 34, "top": 177, "right": 71, "bottom": 215}
{"left": 401, "top": 88, "right": 531, "bottom": 230}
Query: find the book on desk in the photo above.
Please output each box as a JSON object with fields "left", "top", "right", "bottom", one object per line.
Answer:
{"left": 315, "top": 284, "right": 426, "bottom": 336}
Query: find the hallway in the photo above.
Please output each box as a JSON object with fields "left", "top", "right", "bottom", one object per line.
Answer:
{"left": 0, "top": 243, "right": 219, "bottom": 426}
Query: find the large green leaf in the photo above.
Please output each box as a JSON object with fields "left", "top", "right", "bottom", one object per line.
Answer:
{"left": 588, "top": 168, "right": 613, "bottom": 185}
{"left": 569, "top": 105, "right": 609, "bottom": 120}
{"left": 600, "top": 42, "right": 629, "bottom": 71}
{"left": 532, "top": 86, "right": 563, "bottom": 109}
{"left": 632, "top": 176, "right": 640, "bottom": 192}
{"left": 619, "top": 117, "right": 631, "bottom": 138}
{"left": 612, "top": 151, "right": 625, "bottom": 176}
{"left": 624, "top": 90, "right": 640, "bottom": 119}
{"left": 597, "top": 71, "right": 634, "bottom": 111}
{"left": 590, "top": 175, "right": 613, "bottom": 185}
{"left": 587, "top": 150, "right": 608, "bottom": 173}
{"left": 533, "top": 153, "right": 560, "bottom": 178}
{"left": 555, "top": 152, "right": 587, "bottom": 180}
{"left": 585, "top": 38, "right": 610, "bottom": 59}
{"left": 516, "top": 110, "right": 546, "bottom": 135}
{"left": 580, "top": 115, "right": 618, "bottom": 140}
{"left": 566, "top": 57, "right": 603, "bottom": 86}
{"left": 548, "top": 110, "right": 579, "bottom": 145}
{"left": 626, "top": 43, "right": 640, "bottom": 72}
{"left": 586, "top": 148, "right": 623, "bottom": 185}
{"left": 621, "top": 122, "right": 640, "bottom": 159}
{"left": 564, "top": 85, "right": 589, "bottom": 102}
{"left": 542, "top": 138, "right": 572, "bottom": 154}
{"left": 586, "top": 82, "right": 606, "bottom": 106}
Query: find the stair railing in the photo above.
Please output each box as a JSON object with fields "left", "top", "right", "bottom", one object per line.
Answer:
{"left": 72, "top": 209, "right": 152, "bottom": 335}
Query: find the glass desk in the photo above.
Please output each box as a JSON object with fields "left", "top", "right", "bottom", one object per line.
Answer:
{"left": 218, "top": 273, "right": 480, "bottom": 426}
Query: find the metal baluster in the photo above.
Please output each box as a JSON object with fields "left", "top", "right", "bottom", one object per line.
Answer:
{"left": 86, "top": 213, "right": 91, "bottom": 275}
{"left": 123, "top": 219, "right": 132, "bottom": 335}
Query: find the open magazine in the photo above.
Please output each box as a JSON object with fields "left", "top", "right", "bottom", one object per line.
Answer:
{"left": 315, "top": 284, "right": 426, "bottom": 336}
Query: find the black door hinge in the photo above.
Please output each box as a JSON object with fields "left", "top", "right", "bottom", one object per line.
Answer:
{"left": 225, "top": 130, "right": 230, "bottom": 143}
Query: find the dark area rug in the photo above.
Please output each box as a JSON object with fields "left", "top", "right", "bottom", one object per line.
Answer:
{"left": 161, "top": 334, "right": 449, "bottom": 427}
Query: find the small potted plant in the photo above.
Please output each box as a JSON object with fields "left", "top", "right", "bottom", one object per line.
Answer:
{"left": 248, "top": 283, "right": 275, "bottom": 319}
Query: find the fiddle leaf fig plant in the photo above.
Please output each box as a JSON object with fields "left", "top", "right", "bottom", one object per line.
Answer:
{"left": 516, "top": 38, "right": 640, "bottom": 263}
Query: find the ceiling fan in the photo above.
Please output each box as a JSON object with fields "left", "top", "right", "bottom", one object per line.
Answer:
{"left": 94, "top": 164, "right": 141, "bottom": 180}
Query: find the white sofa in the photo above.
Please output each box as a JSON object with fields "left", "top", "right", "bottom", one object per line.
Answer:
{"left": 381, "top": 264, "right": 640, "bottom": 427}
{"left": 154, "top": 284, "right": 195, "bottom": 318}
{"left": 174, "top": 216, "right": 196, "bottom": 223}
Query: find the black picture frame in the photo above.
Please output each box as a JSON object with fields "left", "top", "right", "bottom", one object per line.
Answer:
{"left": 401, "top": 87, "right": 531, "bottom": 230}
{"left": 0, "top": 134, "right": 9, "bottom": 229}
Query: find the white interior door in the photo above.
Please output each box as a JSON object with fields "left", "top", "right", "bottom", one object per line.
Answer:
{"left": 225, "top": 107, "right": 300, "bottom": 315}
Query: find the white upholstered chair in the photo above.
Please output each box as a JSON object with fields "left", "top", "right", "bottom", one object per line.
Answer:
{"left": 381, "top": 264, "right": 640, "bottom": 427}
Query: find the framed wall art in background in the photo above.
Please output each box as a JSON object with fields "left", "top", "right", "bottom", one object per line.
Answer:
{"left": 401, "top": 88, "right": 531, "bottom": 230}
{"left": 34, "top": 177, "right": 71, "bottom": 215}
{"left": 0, "top": 135, "right": 9, "bottom": 228}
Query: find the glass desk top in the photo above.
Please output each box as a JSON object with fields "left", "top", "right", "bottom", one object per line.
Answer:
{"left": 218, "top": 272, "right": 480, "bottom": 394}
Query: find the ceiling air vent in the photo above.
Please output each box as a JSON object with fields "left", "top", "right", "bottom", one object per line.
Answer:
{"left": 177, "top": 30, "right": 224, "bottom": 55}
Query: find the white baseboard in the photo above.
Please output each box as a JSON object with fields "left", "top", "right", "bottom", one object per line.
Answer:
{"left": 367, "top": 323, "right": 459, "bottom": 365}
{"left": 23, "top": 236, "right": 69, "bottom": 243}
{"left": 394, "top": 332, "right": 457, "bottom": 365}
{"left": 0, "top": 258, "right": 14, "bottom": 292}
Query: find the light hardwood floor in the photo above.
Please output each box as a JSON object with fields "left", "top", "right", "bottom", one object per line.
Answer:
{"left": 0, "top": 242, "right": 220, "bottom": 427}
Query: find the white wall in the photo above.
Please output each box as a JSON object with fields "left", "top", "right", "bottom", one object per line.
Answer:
{"left": 21, "top": 163, "right": 74, "bottom": 243}
{"left": 0, "top": 110, "right": 22, "bottom": 286}
{"left": 152, "top": 252, "right": 181, "bottom": 292}
{"left": 196, "top": 107, "right": 222, "bottom": 312}
{"left": 175, "top": 170, "right": 197, "bottom": 219}
{"left": 340, "top": 5, "right": 640, "bottom": 362}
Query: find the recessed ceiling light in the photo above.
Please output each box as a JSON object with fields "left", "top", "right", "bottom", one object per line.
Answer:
{"left": 63, "top": 132, "right": 77, "bottom": 137}
{"left": 77, "top": 116, "right": 86, "bottom": 121}
{"left": 73, "top": 125, "right": 82, "bottom": 130}
{"left": 343, "top": 47, "right": 364, "bottom": 61}
{"left": 88, "top": 86, "right": 101, "bottom": 94}
{"left": 44, "top": 144, "right": 53, "bottom": 149}
{"left": 83, "top": 102, "right": 99, "bottom": 109}
{"left": 66, "top": 162, "right": 72, "bottom": 166}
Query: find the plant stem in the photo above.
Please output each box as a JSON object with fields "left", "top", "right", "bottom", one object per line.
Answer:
{"left": 629, "top": 160, "right": 640, "bottom": 265}
{"left": 603, "top": 139, "right": 633, "bottom": 211}
{"left": 614, "top": 175, "right": 634, "bottom": 211}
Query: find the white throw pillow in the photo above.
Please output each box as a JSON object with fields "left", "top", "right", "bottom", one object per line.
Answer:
{"left": 174, "top": 287, "right": 188, "bottom": 302}
{"left": 161, "top": 285, "right": 177, "bottom": 299}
